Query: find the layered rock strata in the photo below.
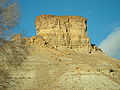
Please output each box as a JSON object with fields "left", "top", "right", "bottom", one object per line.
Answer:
{"left": 35, "top": 15, "right": 91, "bottom": 49}
{"left": 13, "top": 15, "right": 101, "bottom": 52}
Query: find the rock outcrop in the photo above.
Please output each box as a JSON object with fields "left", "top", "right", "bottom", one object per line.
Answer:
{"left": 35, "top": 15, "right": 91, "bottom": 49}
{"left": 15, "top": 15, "right": 101, "bottom": 52}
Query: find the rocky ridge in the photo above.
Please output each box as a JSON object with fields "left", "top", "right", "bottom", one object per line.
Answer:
{"left": 14, "top": 15, "right": 101, "bottom": 53}
{"left": 35, "top": 15, "right": 96, "bottom": 51}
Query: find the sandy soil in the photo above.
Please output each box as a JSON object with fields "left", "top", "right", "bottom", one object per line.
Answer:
{"left": 0, "top": 44, "right": 120, "bottom": 90}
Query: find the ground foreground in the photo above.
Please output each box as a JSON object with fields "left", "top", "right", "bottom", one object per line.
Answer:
{"left": 0, "top": 41, "right": 120, "bottom": 90}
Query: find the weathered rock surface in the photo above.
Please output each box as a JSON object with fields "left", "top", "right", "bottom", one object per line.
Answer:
{"left": 35, "top": 15, "right": 91, "bottom": 50}
{"left": 16, "top": 15, "right": 101, "bottom": 53}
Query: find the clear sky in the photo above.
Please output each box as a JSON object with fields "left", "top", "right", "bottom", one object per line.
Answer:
{"left": 18, "top": 0, "right": 120, "bottom": 59}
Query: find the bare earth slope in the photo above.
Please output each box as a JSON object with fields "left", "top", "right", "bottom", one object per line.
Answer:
{"left": 22, "top": 45, "right": 120, "bottom": 90}
{"left": 1, "top": 42, "right": 120, "bottom": 90}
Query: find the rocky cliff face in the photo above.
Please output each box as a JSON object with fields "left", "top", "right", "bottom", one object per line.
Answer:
{"left": 35, "top": 15, "right": 91, "bottom": 50}
{"left": 14, "top": 15, "right": 101, "bottom": 52}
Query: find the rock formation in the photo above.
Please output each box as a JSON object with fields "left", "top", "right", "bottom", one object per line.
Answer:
{"left": 35, "top": 15, "right": 91, "bottom": 49}
{"left": 16, "top": 15, "right": 101, "bottom": 52}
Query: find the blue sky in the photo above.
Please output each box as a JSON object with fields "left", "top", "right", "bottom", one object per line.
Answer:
{"left": 18, "top": 0, "right": 120, "bottom": 59}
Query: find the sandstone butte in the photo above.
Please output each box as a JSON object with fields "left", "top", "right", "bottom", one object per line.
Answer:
{"left": 23, "top": 15, "right": 101, "bottom": 52}
{"left": 0, "top": 15, "right": 120, "bottom": 90}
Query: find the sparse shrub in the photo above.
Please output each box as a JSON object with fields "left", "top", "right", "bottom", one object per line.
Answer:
{"left": 109, "top": 69, "right": 115, "bottom": 73}
{"left": 0, "top": 39, "right": 29, "bottom": 89}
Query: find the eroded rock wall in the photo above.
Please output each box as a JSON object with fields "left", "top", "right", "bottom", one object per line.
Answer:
{"left": 35, "top": 15, "right": 91, "bottom": 49}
